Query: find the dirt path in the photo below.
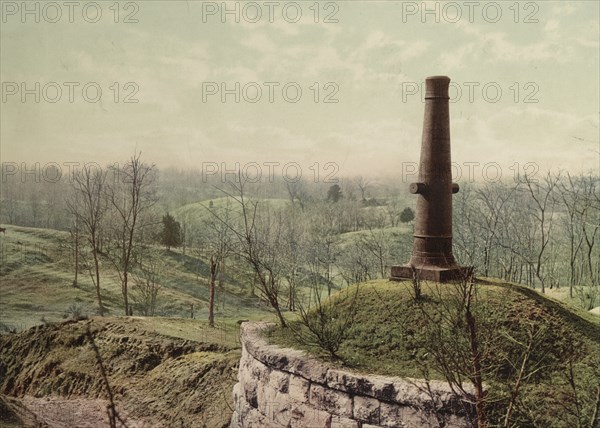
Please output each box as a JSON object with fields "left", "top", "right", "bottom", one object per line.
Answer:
{"left": 12, "top": 395, "right": 153, "bottom": 428}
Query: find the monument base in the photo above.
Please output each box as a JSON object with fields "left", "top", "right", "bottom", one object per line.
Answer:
{"left": 390, "top": 265, "right": 473, "bottom": 283}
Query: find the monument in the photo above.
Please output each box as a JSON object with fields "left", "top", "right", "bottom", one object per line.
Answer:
{"left": 390, "top": 76, "right": 469, "bottom": 282}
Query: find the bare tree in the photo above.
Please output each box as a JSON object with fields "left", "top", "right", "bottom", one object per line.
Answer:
{"left": 131, "top": 250, "right": 164, "bottom": 316}
{"left": 333, "top": 240, "right": 371, "bottom": 287}
{"left": 475, "top": 182, "right": 519, "bottom": 277}
{"left": 291, "top": 282, "right": 360, "bottom": 359}
{"left": 70, "top": 218, "right": 80, "bottom": 287}
{"left": 360, "top": 224, "right": 392, "bottom": 279}
{"left": 280, "top": 204, "right": 310, "bottom": 312}
{"left": 570, "top": 173, "right": 600, "bottom": 309}
{"left": 578, "top": 174, "right": 599, "bottom": 287}
{"left": 522, "top": 172, "right": 560, "bottom": 293}
{"left": 207, "top": 178, "right": 288, "bottom": 327}
{"left": 355, "top": 175, "right": 370, "bottom": 201}
{"left": 385, "top": 199, "right": 402, "bottom": 228}
{"left": 285, "top": 180, "right": 310, "bottom": 211}
{"left": 66, "top": 165, "right": 108, "bottom": 315}
{"left": 501, "top": 324, "right": 548, "bottom": 427}
{"left": 558, "top": 173, "right": 587, "bottom": 296}
{"left": 308, "top": 230, "right": 339, "bottom": 296}
{"left": 199, "top": 201, "right": 233, "bottom": 327}
{"left": 106, "top": 152, "right": 157, "bottom": 315}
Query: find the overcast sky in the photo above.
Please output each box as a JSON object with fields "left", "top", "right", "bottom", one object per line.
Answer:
{"left": 1, "top": 0, "right": 598, "bottom": 181}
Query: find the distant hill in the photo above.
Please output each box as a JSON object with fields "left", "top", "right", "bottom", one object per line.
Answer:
{"left": 171, "top": 196, "right": 290, "bottom": 229}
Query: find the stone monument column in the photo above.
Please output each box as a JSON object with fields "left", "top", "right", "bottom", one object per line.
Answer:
{"left": 391, "top": 76, "right": 469, "bottom": 282}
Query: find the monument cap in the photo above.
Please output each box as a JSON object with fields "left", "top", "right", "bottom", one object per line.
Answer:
{"left": 425, "top": 76, "right": 450, "bottom": 99}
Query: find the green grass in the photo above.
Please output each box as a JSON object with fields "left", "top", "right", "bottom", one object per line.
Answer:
{"left": 0, "top": 225, "right": 276, "bottom": 331}
{"left": 172, "top": 196, "right": 290, "bottom": 228}
{"left": 274, "top": 279, "right": 599, "bottom": 375}
{"left": 338, "top": 225, "right": 411, "bottom": 245}
{"left": 270, "top": 279, "right": 600, "bottom": 427}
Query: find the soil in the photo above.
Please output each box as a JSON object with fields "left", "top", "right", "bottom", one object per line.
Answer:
{"left": 0, "top": 317, "right": 240, "bottom": 427}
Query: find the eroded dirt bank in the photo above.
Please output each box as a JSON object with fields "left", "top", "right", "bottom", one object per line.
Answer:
{"left": 0, "top": 317, "right": 240, "bottom": 427}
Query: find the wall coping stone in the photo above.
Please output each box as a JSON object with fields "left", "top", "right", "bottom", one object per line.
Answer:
{"left": 241, "top": 322, "right": 474, "bottom": 410}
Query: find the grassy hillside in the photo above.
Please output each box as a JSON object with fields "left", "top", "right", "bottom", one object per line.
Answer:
{"left": 172, "top": 196, "right": 290, "bottom": 228}
{"left": 0, "top": 225, "right": 275, "bottom": 331}
{"left": 0, "top": 224, "right": 277, "bottom": 426}
{"left": 271, "top": 279, "right": 600, "bottom": 427}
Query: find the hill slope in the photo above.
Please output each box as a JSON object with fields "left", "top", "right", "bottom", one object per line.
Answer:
{"left": 272, "top": 279, "right": 600, "bottom": 427}
{"left": 0, "top": 317, "right": 240, "bottom": 427}
{"left": 0, "top": 225, "right": 273, "bottom": 331}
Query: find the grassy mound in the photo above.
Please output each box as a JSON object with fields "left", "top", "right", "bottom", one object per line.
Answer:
{"left": 272, "top": 279, "right": 600, "bottom": 427}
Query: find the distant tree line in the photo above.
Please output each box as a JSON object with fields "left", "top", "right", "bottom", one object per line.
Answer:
{"left": 453, "top": 172, "right": 599, "bottom": 309}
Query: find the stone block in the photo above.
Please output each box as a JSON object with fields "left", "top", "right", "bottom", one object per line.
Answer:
{"left": 326, "top": 368, "right": 375, "bottom": 395}
{"left": 288, "top": 402, "right": 332, "bottom": 428}
{"left": 309, "top": 383, "right": 353, "bottom": 418}
{"left": 249, "top": 355, "right": 271, "bottom": 383}
{"left": 327, "top": 369, "right": 396, "bottom": 402}
{"left": 257, "top": 380, "right": 276, "bottom": 412}
{"left": 353, "top": 395, "right": 381, "bottom": 424}
{"left": 242, "top": 322, "right": 329, "bottom": 383}
{"left": 379, "top": 402, "right": 423, "bottom": 428}
{"left": 330, "top": 415, "right": 360, "bottom": 428}
{"left": 288, "top": 374, "right": 310, "bottom": 402}
{"left": 243, "top": 383, "right": 258, "bottom": 409}
{"left": 233, "top": 322, "right": 476, "bottom": 428}
{"left": 232, "top": 393, "right": 278, "bottom": 427}
{"left": 269, "top": 369, "right": 289, "bottom": 393}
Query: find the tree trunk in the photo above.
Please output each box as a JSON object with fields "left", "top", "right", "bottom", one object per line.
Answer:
{"left": 123, "top": 269, "right": 130, "bottom": 315}
{"left": 275, "top": 306, "right": 287, "bottom": 328}
{"left": 93, "top": 247, "right": 103, "bottom": 316}
{"left": 466, "top": 284, "right": 486, "bottom": 427}
{"left": 288, "top": 278, "right": 296, "bottom": 311}
{"left": 209, "top": 256, "right": 216, "bottom": 327}
{"left": 219, "top": 258, "right": 224, "bottom": 290}
{"left": 74, "top": 225, "right": 79, "bottom": 286}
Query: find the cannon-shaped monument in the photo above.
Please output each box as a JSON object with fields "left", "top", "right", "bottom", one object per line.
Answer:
{"left": 391, "top": 76, "right": 470, "bottom": 282}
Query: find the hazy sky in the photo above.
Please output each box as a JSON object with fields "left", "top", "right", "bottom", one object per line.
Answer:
{"left": 1, "top": 0, "right": 599, "bottom": 181}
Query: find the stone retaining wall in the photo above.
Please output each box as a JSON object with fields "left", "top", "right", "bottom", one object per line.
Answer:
{"left": 230, "top": 322, "right": 474, "bottom": 428}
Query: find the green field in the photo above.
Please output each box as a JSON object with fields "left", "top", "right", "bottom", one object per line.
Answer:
{"left": 0, "top": 225, "right": 277, "bottom": 331}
